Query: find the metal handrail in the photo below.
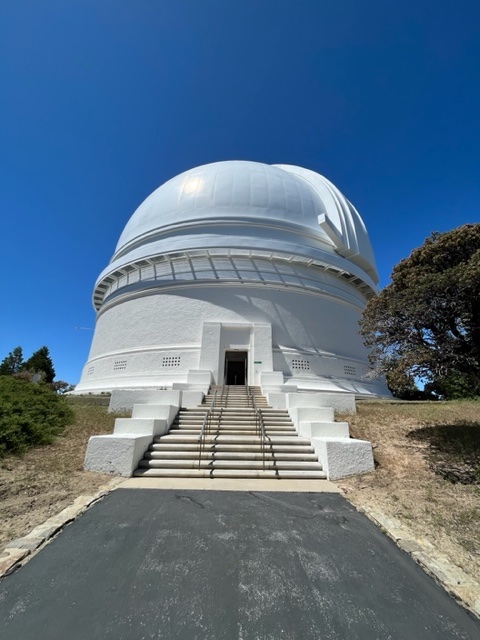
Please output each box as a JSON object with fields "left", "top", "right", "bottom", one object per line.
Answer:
{"left": 197, "top": 389, "right": 217, "bottom": 468}
{"left": 220, "top": 384, "right": 227, "bottom": 407}
{"left": 248, "top": 387, "right": 269, "bottom": 471}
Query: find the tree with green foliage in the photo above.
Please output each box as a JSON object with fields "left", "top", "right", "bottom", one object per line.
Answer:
{"left": 424, "top": 371, "right": 479, "bottom": 400}
{"left": 23, "top": 346, "right": 56, "bottom": 383}
{"left": 383, "top": 357, "right": 423, "bottom": 399}
{"left": 50, "top": 380, "right": 76, "bottom": 394}
{"left": 0, "top": 346, "right": 24, "bottom": 376}
{"left": 360, "top": 224, "right": 480, "bottom": 399}
{"left": 0, "top": 376, "right": 74, "bottom": 456}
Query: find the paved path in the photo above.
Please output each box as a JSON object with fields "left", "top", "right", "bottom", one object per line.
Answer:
{"left": 0, "top": 489, "right": 479, "bottom": 639}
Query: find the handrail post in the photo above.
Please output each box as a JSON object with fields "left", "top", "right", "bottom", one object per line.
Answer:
{"left": 249, "top": 388, "right": 267, "bottom": 472}
{"left": 198, "top": 389, "right": 217, "bottom": 469}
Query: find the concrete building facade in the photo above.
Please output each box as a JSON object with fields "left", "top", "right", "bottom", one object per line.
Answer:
{"left": 75, "top": 161, "right": 388, "bottom": 397}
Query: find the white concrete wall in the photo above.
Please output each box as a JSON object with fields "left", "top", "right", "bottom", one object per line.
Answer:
{"left": 75, "top": 283, "right": 389, "bottom": 395}
{"left": 84, "top": 435, "right": 151, "bottom": 477}
{"left": 109, "top": 389, "right": 181, "bottom": 412}
{"left": 312, "top": 437, "right": 375, "bottom": 480}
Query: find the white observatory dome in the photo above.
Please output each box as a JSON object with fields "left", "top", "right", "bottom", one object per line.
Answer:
{"left": 76, "top": 161, "right": 388, "bottom": 397}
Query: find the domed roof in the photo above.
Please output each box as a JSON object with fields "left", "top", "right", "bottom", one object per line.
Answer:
{"left": 107, "top": 161, "right": 378, "bottom": 284}
{"left": 114, "top": 161, "right": 321, "bottom": 256}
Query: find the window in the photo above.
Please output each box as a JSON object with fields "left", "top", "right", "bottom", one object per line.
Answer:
{"left": 113, "top": 360, "right": 127, "bottom": 371}
{"left": 344, "top": 365, "right": 356, "bottom": 376}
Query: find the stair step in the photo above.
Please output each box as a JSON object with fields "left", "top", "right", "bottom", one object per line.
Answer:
{"left": 156, "top": 435, "right": 312, "bottom": 445}
{"left": 145, "top": 451, "right": 319, "bottom": 461}
{"left": 169, "top": 424, "right": 297, "bottom": 433}
{"left": 173, "top": 429, "right": 296, "bottom": 433}
{"left": 133, "top": 468, "right": 327, "bottom": 479}
{"left": 169, "top": 431, "right": 296, "bottom": 437}
{"left": 134, "top": 385, "right": 325, "bottom": 481}
{"left": 139, "top": 459, "right": 324, "bottom": 470}
{"left": 176, "top": 412, "right": 290, "bottom": 417}
{"left": 212, "top": 469, "right": 327, "bottom": 478}
{"left": 172, "top": 423, "right": 294, "bottom": 427}
{"left": 150, "top": 443, "right": 315, "bottom": 452}
{"left": 175, "top": 413, "right": 291, "bottom": 418}
{"left": 175, "top": 417, "right": 291, "bottom": 422}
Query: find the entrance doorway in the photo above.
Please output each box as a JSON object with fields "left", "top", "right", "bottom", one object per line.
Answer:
{"left": 224, "top": 351, "right": 248, "bottom": 385}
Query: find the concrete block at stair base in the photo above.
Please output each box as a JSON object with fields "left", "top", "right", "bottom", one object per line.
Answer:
{"left": 109, "top": 389, "right": 181, "bottom": 413}
{"left": 172, "top": 383, "right": 210, "bottom": 395}
{"left": 84, "top": 434, "right": 151, "bottom": 476}
{"left": 261, "top": 385, "right": 296, "bottom": 394}
{"left": 266, "top": 393, "right": 287, "bottom": 409}
{"left": 299, "top": 421, "right": 350, "bottom": 438}
{"left": 286, "top": 393, "right": 354, "bottom": 413}
{"left": 186, "top": 370, "right": 212, "bottom": 385}
{"left": 260, "top": 371, "right": 284, "bottom": 386}
{"left": 181, "top": 390, "right": 204, "bottom": 408}
{"left": 131, "top": 404, "right": 178, "bottom": 427}
{"left": 311, "top": 437, "right": 374, "bottom": 480}
{"left": 288, "top": 406, "right": 335, "bottom": 429}
{"left": 113, "top": 418, "right": 168, "bottom": 437}
{"left": 313, "top": 393, "right": 356, "bottom": 414}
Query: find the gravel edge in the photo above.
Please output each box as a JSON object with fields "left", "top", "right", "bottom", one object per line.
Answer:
{"left": 356, "top": 504, "right": 480, "bottom": 620}
{"left": 0, "top": 477, "right": 124, "bottom": 579}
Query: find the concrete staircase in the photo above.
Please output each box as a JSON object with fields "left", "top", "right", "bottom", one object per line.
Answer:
{"left": 133, "top": 385, "right": 327, "bottom": 479}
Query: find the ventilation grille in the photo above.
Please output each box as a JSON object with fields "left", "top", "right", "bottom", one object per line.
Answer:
{"left": 87, "top": 366, "right": 95, "bottom": 376}
{"left": 344, "top": 365, "right": 356, "bottom": 376}
{"left": 291, "top": 359, "right": 310, "bottom": 371}
{"left": 113, "top": 360, "right": 127, "bottom": 371}
{"left": 162, "top": 356, "right": 181, "bottom": 368}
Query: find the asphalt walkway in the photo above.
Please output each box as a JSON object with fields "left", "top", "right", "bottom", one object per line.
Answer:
{"left": 0, "top": 489, "right": 479, "bottom": 639}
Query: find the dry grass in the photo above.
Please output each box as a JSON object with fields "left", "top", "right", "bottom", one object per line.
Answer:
{"left": 339, "top": 400, "right": 480, "bottom": 579}
{"left": 0, "top": 402, "right": 116, "bottom": 549}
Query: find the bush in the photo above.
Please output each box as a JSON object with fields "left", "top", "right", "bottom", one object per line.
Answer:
{"left": 0, "top": 376, "right": 75, "bottom": 456}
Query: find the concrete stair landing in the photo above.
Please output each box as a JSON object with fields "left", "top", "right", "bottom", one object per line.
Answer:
{"left": 134, "top": 386, "right": 327, "bottom": 479}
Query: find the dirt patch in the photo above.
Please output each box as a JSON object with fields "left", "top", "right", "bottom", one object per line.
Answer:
{"left": 0, "top": 403, "right": 116, "bottom": 550}
{"left": 339, "top": 400, "right": 480, "bottom": 580}
{"left": 407, "top": 421, "right": 480, "bottom": 485}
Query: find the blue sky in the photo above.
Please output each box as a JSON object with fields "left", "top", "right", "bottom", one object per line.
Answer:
{"left": 1, "top": 1, "right": 479, "bottom": 383}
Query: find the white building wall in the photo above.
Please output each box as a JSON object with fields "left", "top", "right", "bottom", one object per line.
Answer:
{"left": 74, "top": 162, "right": 390, "bottom": 397}
{"left": 76, "top": 282, "right": 388, "bottom": 395}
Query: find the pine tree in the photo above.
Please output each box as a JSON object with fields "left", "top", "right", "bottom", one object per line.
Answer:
{"left": 0, "top": 346, "right": 24, "bottom": 376}
{"left": 24, "top": 346, "right": 56, "bottom": 383}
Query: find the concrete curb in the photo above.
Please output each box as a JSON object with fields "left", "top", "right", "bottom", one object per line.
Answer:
{"left": 0, "top": 478, "right": 123, "bottom": 579}
{"left": 357, "top": 504, "right": 480, "bottom": 620}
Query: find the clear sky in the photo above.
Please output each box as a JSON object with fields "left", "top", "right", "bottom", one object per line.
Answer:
{"left": 1, "top": 1, "right": 479, "bottom": 384}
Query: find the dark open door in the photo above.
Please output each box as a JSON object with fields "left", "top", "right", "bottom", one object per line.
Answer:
{"left": 224, "top": 351, "right": 248, "bottom": 385}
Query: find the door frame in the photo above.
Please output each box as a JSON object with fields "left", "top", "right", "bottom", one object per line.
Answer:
{"left": 224, "top": 350, "right": 248, "bottom": 385}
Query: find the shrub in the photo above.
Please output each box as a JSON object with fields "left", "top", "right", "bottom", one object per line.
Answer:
{"left": 0, "top": 376, "right": 75, "bottom": 456}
